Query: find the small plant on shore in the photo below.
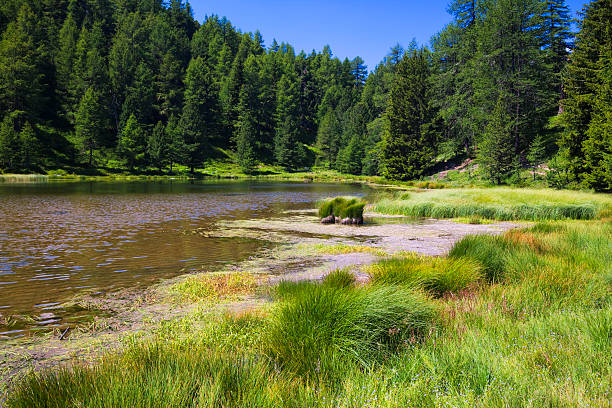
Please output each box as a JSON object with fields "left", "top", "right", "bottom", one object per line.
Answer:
{"left": 172, "top": 272, "right": 257, "bottom": 302}
{"left": 318, "top": 196, "right": 366, "bottom": 222}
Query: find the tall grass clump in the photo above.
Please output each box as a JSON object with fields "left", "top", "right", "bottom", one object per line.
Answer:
{"left": 7, "top": 343, "right": 295, "bottom": 408}
{"left": 318, "top": 196, "right": 366, "bottom": 219}
{"left": 372, "top": 188, "right": 611, "bottom": 221}
{"left": 322, "top": 268, "right": 356, "bottom": 288}
{"left": 368, "top": 255, "right": 482, "bottom": 296}
{"left": 265, "top": 283, "right": 435, "bottom": 379}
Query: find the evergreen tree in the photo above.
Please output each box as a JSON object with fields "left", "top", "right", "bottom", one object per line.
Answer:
{"left": 118, "top": 113, "right": 145, "bottom": 169}
{"left": 56, "top": 10, "right": 79, "bottom": 117}
{"left": 179, "top": 57, "right": 221, "bottom": 172}
{"left": 148, "top": 121, "right": 168, "bottom": 171}
{"left": 382, "top": 49, "right": 437, "bottom": 180}
{"left": 0, "top": 111, "right": 23, "bottom": 170}
{"left": 0, "top": 4, "right": 48, "bottom": 121}
{"left": 560, "top": 0, "right": 612, "bottom": 190}
{"left": 235, "top": 55, "right": 261, "bottom": 173}
{"left": 18, "top": 121, "right": 40, "bottom": 170}
{"left": 316, "top": 109, "right": 342, "bottom": 169}
{"left": 478, "top": 96, "right": 517, "bottom": 184}
{"left": 166, "top": 114, "right": 187, "bottom": 173}
{"left": 74, "top": 87, "right": 106, "bottom": 165}
{"left": 274, "top": 72, "right": 307, "bottom": 170}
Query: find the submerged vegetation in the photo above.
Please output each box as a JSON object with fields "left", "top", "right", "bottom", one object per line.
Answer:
{"left": 372, "top": 188, "right": 612, "bottom": 221}
{"left": 7, "top": 220, "right": 611, "bottom": 407}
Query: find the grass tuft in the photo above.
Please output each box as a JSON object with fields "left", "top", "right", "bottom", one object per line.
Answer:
{"left": 171, "top": 272, "right": 257, "bottom": 302}
{"left": 318, "top": 196, "right": 366, "bottom": 219}
{"left": 265, "top": 283, "right": 436, "bottom": 379}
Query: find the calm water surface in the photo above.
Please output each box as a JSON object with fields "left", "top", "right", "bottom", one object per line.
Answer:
{"left": 0, "top": 181, "right": 370, "bottom": 338}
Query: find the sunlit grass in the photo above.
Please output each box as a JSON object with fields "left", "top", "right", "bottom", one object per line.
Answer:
{"left": 170, "top": 272, "right": 257, "bottom": 302}
{"left": 372, "top": 188, "right": 612, "bottom": 221}
{"left": 299, "top": 243, "right": 387, "bottom": 256}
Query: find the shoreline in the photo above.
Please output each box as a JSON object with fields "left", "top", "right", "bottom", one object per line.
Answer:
{"left": 0, "top": 211, "right": 520, "bottom": 401}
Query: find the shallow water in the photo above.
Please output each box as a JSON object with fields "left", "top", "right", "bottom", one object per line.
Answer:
{"left": 0, "top": 180, "right": 371, "bottom": 338}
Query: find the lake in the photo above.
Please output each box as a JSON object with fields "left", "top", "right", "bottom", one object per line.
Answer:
{"left": 0, "top": 180, "right": 371, "bottom": 338}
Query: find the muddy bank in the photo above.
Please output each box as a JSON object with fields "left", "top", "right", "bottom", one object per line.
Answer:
{"left": 0, "top": 211, "right": 520, "bottom": 402}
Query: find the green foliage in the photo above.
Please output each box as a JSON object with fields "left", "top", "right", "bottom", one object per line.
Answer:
{"left": 265, "top": 283, "right": 435, "bottom": 378}
{"left": 372, "top": 188, "right": 609, "bottom": 221}
{"left": 318, "top": 196, "right": 366, "bottom": 219}
{"left": 382, "top": 48, "right": 438, "bottom": 180}
{"left": 368, "top": 255, "right": 482, "bottom": 296}
{"left": 74, "top": 87, "right": 106, "bottom": 166}
{"left": 322, "top": 269, "right": 356, "bottom": 289}
{"left": 147, "top": 121, "right": 168, "bottom": 170}
{"left": 560, "top": 0, "right": 612, "bottom": 190}
{"left": 118, "top": 114, "right": 145, "bottom": 169}
{"left": 478, "top": 96, "right": 517, "bottom": 184}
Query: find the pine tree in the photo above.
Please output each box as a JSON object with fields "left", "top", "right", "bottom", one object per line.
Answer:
{"left": 166, "top": 114, "right": 187, "bottom": 173}
{"left": 74, "top": 87, "right": 106, "bottom": 165}
{"left": 179, "top": 57, "right": 221, "bottom": 172}
{"left": 560, "top": 0, "right": 612, "bottom": 190}
{"left": 56, "top": 11, "right": 79, "bottom": 117}
{"left": 0, "top": 111, "right": 22, "bottom": 170}
{"left": 382, "top": 49, "right": 437, "bottom": 180}
{"left": 0, "top": 4, "right": 48, "bottom": 120}
{"left": 316, "top": 109, "right": 342, "bottom": 169}
{"left": 274, "top": 72, "right": 307, "bottom": 170}
{"left": 18, "top": 121, "right": 39, "bottom": 170}
{"left": 235, "top": 55, "right": 261, "bottom": 173}
{"left": 118, "top": 113, "right": 145, "bottom": 169}
{"left": 148, "top": 121, "right": 168, "bottom": 171}
{"left": 478, "top": 96, "right": 517, "bottom": 184}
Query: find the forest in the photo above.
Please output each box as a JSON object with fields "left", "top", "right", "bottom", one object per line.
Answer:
{"left": 0, "top": 0, "right": 610, "bottom": 191}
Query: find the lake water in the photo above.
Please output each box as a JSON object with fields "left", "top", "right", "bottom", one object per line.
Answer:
{"left": 0, "top": 180, "right": 371, "bottom": 338}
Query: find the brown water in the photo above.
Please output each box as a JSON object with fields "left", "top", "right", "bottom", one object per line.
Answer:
{"left": 0, "top": 180, "right": 371, "bottom": 338}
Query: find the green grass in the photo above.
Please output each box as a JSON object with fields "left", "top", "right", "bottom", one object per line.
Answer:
{"left": 170, "top": 272, "right": 257, "bottom": 302}
{"left": 6, "top": 221, "right": 612, "bottom": 407}
{"left": 318, "top": 196, "right": 367, "bottom": 219}
{"left": 322, "top": 269, "right": 356, "bottom": 289}
{"left": 372, "top": 187, "right": 612, "bottom": 221}
{"left": 265, "top": 282, "right": 436, "bottom": 380}
{"left": 367, "top": 255, "right": 483, "bottom": 296}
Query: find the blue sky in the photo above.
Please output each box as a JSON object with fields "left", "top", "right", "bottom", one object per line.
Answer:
{"left": 189, "top": 0, "right": 589, "bottom": 71}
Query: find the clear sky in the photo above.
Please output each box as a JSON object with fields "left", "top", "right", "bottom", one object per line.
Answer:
{"left": 188, "top": 0, "right": 589, "bottom": 71}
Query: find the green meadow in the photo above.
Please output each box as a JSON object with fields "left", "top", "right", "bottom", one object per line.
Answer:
{"left": 372, "top": 188, "right": 612, "bottom": 221}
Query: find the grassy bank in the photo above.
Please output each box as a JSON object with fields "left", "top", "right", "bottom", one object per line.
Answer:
{"left": 6, "top": 220, "right": 611, "bottom": 407}
{"left": 372, "top": 187, "right": 612, "bottom": 221}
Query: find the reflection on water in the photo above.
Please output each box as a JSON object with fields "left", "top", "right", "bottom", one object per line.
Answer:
{"left": 0, "top": 181, "right": 370, "bottom": 337}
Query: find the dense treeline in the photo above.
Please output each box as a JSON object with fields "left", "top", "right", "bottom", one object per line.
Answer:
{"left": 0, "top": 0, "right": 610, "bottom": 190}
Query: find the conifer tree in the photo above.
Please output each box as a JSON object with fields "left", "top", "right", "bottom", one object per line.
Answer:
{"left": 179, "top": 57, "right": 221, "bottom": 172}
{"left": 148, "top": 120, "right": 168, "bottom": 172}
{"left": 0, "top": 4, "right": 48, "bottom": 120}
{"left": 478, "top": 96, "right": 517, "bottom": 184}
{"left": 119, "top": 113, "right": 145, "bottom": 170}
{"left": 382, "top": 49, "right": 437, "bottom": 180}
{"left": 316, "top": 109, "right": 342, "bottom": 169}
{"left": 560, "top": 0, "right": 611, "bottom": 190}
{"left": 74, "top": 87, "right": 106, "bottom": 165}
{"left": 274, "top": 72, "right": 307, "bottom": 170}
{"left": 56, "top": 11, "right": 79, "bottom": 116}
{"left": 166, "top": 114, "right": 187, "bottom": 173}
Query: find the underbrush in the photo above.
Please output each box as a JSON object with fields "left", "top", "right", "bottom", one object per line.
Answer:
{"left": 372, "top": 188, "right": 612, "bottom": 221}
{"left": 7, "top": 221, "right": 611, "bottom": 407}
